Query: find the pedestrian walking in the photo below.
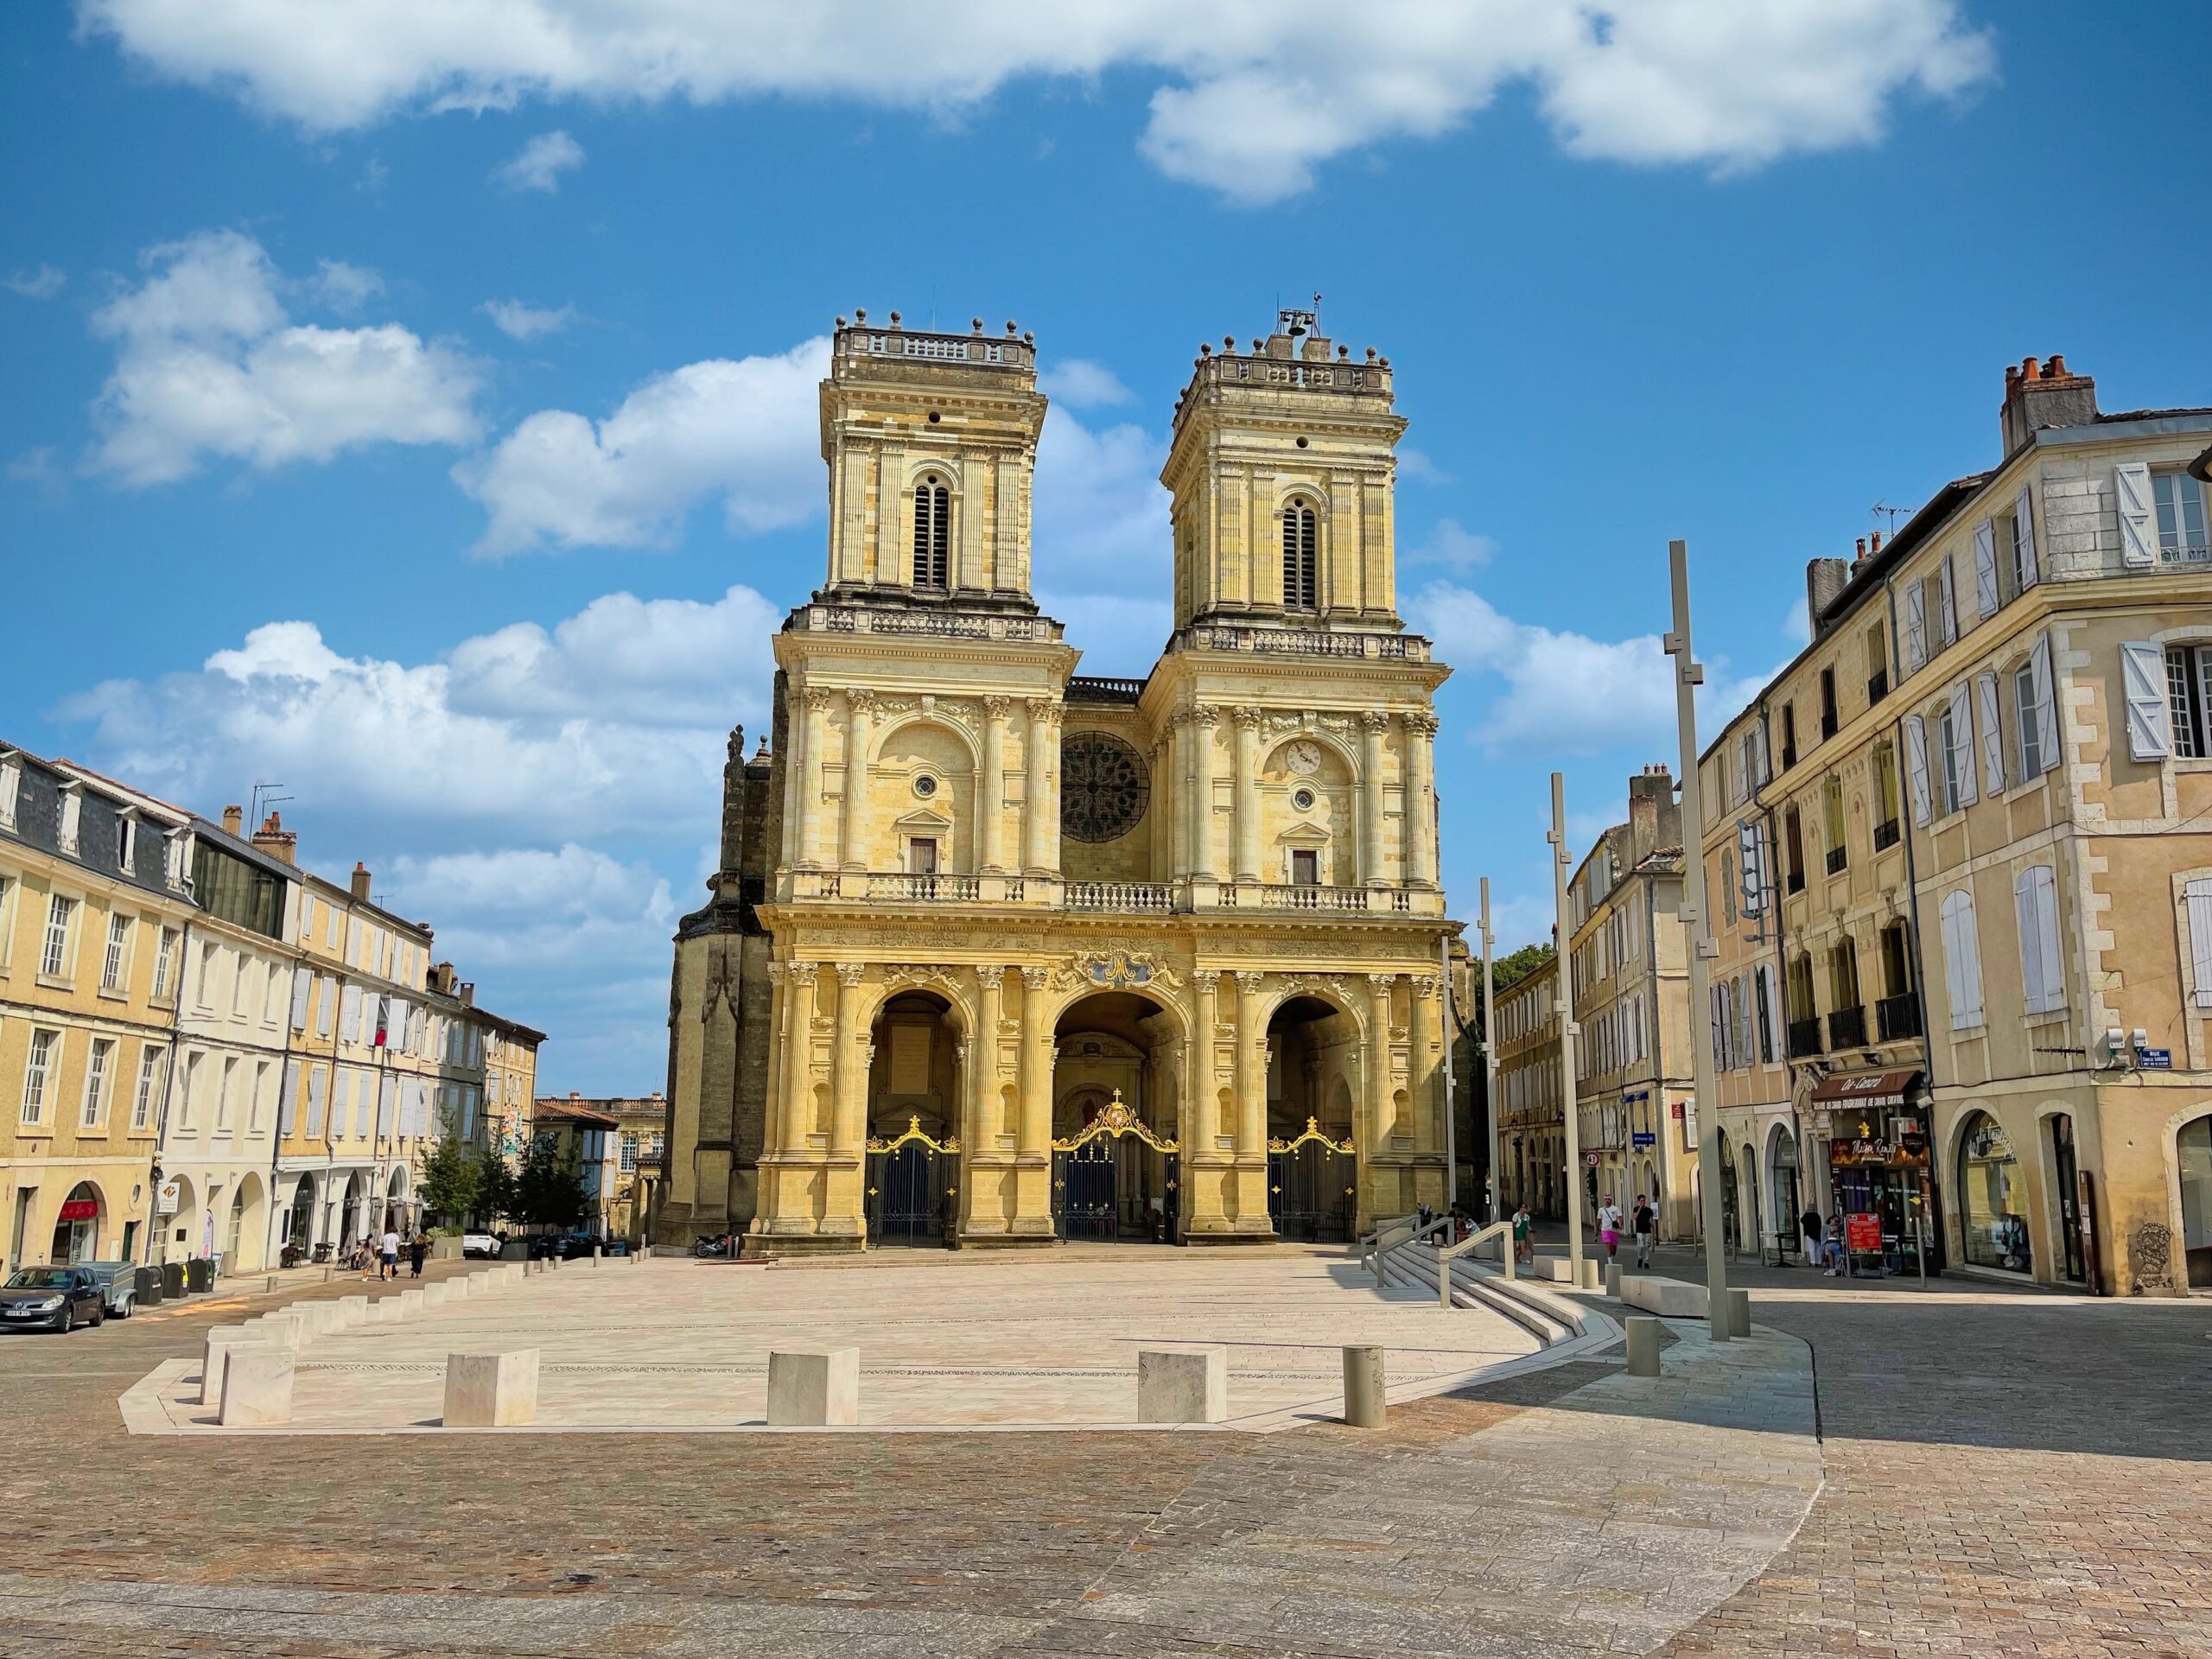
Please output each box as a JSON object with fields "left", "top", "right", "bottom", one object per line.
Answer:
{"left": 1800, "top": 1204, "right": 1822, "bottom": 1266}
{"left": 408, "top": 1228, "right": 429, "bottom": 1278}
{"left": 1510, "top": 1202, "right": 1533, "bottom": 1266}
{"left": 1597, "top": 1197, "right": 1622, "bottom": 1262}
{"left": 379, "top": 1224, "right": 401, "bottom": 1282}
{"left": 1632, "top": 1194, "right": 1656, "bottom": 1268}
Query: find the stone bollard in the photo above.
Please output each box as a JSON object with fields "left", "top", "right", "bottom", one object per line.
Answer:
{"left": 767, "top": 1346, "right": 860, "bottom": 1427}
{"left": 1605, "top": 1261, "right": 1622, "bottom": 1299}
{"left": 1137, "top": 1345, "right": 1228, "bottom": 1426}
{"left": 200, "top": 1326, "right": 286, "bottom": 1408}
{"left": 398, "top": 1288, "right": 425, "bottom": 1314}
{"left": 1341, "top": 1344, "right": 1387, "bottom": 1429}
{"left": 1577, "top": 1256, "right": 1601, "bottom": 1291}
{"left": 336, "top": 1294, "right": 368, "bottom": 1325}
{"left": 421, "top": 1281, "right": 448, "bottom": 1307}
{"left": 444, "top": 1350, "right": 540, "bottom": 1427}
{"left": 1725, "top": 1287, "right": 1752, "bottom": 1338}
{"left": 1624, "top": 1315, "right": 1662, "bottom": 1377}
{"left": 219, "top": 1345, "right": 296, "bottom": 1427}
{"left": 259, "top": 1309, "right": 311, "bottom": 1345}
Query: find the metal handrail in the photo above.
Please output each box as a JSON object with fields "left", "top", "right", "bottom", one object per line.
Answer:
{"left": 1435, "top": 1221, "right": 1516, "bottom": 1303}
{"left": 1362, "top": 1213, "right": 1448, "bottom": 1283}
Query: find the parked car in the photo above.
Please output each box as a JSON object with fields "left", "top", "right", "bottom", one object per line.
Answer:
{"left": 0, "top": 1267, "right": 106, "bottom": 1332}
{"left": 73, "top": 1261, "right": 138, "bottom": 1318}
{"left": 556, "top": 1233, "right": 601, "bottom": 1260}
{"left": 525, "top": 1235, "right": 563, "bottom": 1260}
{"left": 461, "top": 1231, "right": 505, "bottom": 1260}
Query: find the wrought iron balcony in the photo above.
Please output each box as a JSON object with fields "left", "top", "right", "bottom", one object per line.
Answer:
{"left": 1827, "top": 1005, "right": 1867, "bottom": 1050}
{"left": 1873, "top": 817, "right": 1901, "bottom": 851}
{"left": 1826, "top": 846, "right": 1847, "bottom": 876}
{"left": 1876, "top": 992, "right": 1923, "bottom": 1041}
{"left": 1786, "top": 1016, "right": 1824, "bottom": 1059}
{"left": 1867, "top": 669, "right": 1889, "bottom": 704}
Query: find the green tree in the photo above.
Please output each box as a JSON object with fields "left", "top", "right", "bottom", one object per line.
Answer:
{"left": 516, "top": 1133, "right": 588, "bottom": 1230}
{"left": 474, "top": 1148, "right": 518, "bottom": 1228}
{"left": 418, "top": 1136, "right": 480, "bottom": 1227}
{"left": 1491, "top": 941, "right": 1554, "bottom": 996}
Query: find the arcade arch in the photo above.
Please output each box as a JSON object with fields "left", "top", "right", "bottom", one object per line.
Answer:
{"left": 1051, "top": 990, "right": 1181, "bottom": 1242}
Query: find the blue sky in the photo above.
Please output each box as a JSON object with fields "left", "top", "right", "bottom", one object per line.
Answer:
{"left": 4, "top": 3, "right": 2207, "bottom": 1090}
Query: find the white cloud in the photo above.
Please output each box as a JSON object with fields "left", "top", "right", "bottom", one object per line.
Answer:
{"left": 1407, "top": 518, "right": 1497, "bottom": 571}
{"left": 81, "top": 1, "right": 1997, "bottom": 203}
{"left": 454, "top": 338, "right": 828, "bottom": 554}
{"left": 1410, "top": 579, "right": 1777, "bottom": 757}
{"left": 1040, "top": 359, "right": 1135, "bottom": 409}
{"left": 55, "top": 583, "right": 778, "bottom": 849}
{"left": 482, "top": 298, "right": 576, "bottom": 340}
{"left": 1030, "top": 406, "right": 1168, "bottom": 594}
{"left": 6, "top": 264, "right": 66, "bottom": 299}
{"left": 1782, "top": 595, "right": 1811, "bottom": 647}
{"left": 311, "top": 257, "right": 383, "bottom": 312}
{"left": 492, "top": 128, "right": 584, "bottom": 192}
{"left": 86, "top": 229, "right": 482, "bottom": 486}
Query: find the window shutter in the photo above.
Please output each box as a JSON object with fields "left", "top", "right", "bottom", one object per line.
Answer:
{"left": 1763, "top": 965, "right": 1784, "bottom": 1063}
{"left": 1948, "top": 683, "right": 1978, "bottom": 806}
{"left": 1937, "top": 556, "right": 1958, "bottom": 646}
{"left": 2114, "top": 463, "right": 2156, "bottom": 567}
{"left": 2187, "top": 877, "right": 2212, "bottom": 1009}
{"left": 306, "top": 1065, "right": 327, "bottom": 1137}
{"left": 2030, "top": 635, "right": 2059, "bottom": 770}
{"left": 2012, "top": 868, "right": 2044, "bottom": 1013}
{"left": 1904, "top": 582, "right": 1927, "bottom": 671}
{"left": 289, "top": 966, "right": 311, "bottom": 1031}
{"left": 2015, "top": 486, "right": 2039, "bottom": 587}
{"left": 1973, "top": 519, "right": 1999, "bottom": 617}
{"left": 2120, "top": 640, "right": 2172, "bottom": 760}
{"left": 1975, "top": 672, "right": 2005, "bottom": 796}
{"left": 2015, "top": 864, "right": 2064, "bottom": 1014}
{"left": 1904, "top": 714, "right": 1932, "bottom": 825}
{"left": 1942, "top": 890, "right": 1984, "bottom": 1027}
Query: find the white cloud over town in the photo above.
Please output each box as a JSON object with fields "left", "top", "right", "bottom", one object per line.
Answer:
{"left": 82, "top": 0, "right": 1994, "bottom": 203}
{"left": 86, "top": 228, "right": 482, "bottom": 486}
{"left": 491, "top": 129, "right": 585, "bottom": 192}
{"left": 481, "top": 298, "right": 576, "bottom": 340}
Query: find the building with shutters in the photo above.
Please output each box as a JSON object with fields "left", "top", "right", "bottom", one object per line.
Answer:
{"left": 660, "top": 308, "right": 1458, "bottom": 1253}
{"left": 1493, "top": 950, "right": 1563, "bottom": 1221}
{"left": 1565, "top": 769, "right": 1695, "bottom": 1240}
{"left": 0, "top": 747, "right": 194, "bottom": 1275}
{"left": 1698, "top": 355, "right": 2212, "bottom": 1295}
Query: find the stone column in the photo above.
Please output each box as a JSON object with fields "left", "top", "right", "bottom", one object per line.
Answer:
{"left": 1231, "top": 706, "right": 1262, "bottom": 882}
{"left": 961, "top": 965, "right": 1007, "bottom": 1239}
{"left": 1184, "top": 971, "right": 1225, "bottom": 1236}
{"left": 1022, "top": 700, "right": 1058, "bottom": 875}
{"left": 752, "top": 962, "right": 817, "bottom": 1247}
{"left": 760, "top": 963, "right": 788, "bottom": 1161}
{"left": 1230, "top": 972, "right": 1273, "bottom": 1234}
{"left": 1364, "top": 973, "right": 1400, "bottom": 1225}
{"left": 1410, "top": 975, "right": 1443, "bottom": 1156}
{"left": 1359, "top": 710, "right": 1389, "bottom": 885}
{"left": 1187, "top": 705, "right": 1218, "bottom": 878}
{"left": 823, "top": 964, "right": 870, "bottom": 1240}
{"left": 1405, "top": 711, "right": 1439, "bottom": 886}
{"left": 839, "top": 690, "right": 875, "bottom": 870}
{"left": 980, "top": 696, "right": 1009, "bottom": 873}
{"left": 798, "top": 690, "right": 831, "bottom": 869}
{"left": 1012, "top": 967, "right": 1056, "bottom": 1236}
{"left": 1164, "top": 721, "right": 1188, "bottom": 879}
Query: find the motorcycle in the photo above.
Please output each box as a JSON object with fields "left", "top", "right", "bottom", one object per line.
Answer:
{"left": 692, "top": 1232, "right": 736, "bottom": 1258}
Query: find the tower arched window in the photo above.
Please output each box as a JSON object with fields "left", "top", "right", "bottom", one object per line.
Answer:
{"left": 912, "top": 476, "right": 950, "bottom": 588}
{"left": 1282, "top": 500, "right": 1318, "bottom": 610}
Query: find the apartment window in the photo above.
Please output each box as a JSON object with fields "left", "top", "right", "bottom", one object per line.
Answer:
{"left": 56, "top": 785, "right": 80, "bottom": 855}
{"left": 151, "top": 928, "right": 176, "bottom": 1001}
{"left": 1866, "top": 624, "right": 1889, "bottom": 704}
{"left": 2009, "top": 497, "right": 2039, "bottom": 592}
{"left": 251, "top": 1060, "right": 270, "bottom": 1132}
{"left": 21, "top": 1028, "right": 58, "bottom": 1124}
{"left": 231, "top": 951, "right": 251, "bottom": 1016}
{"left": 262, "top": 960, "right": 283, "bottom": 1024}
{"left": 2157, "top": 470, "right": 2211, "bottom": 561}
{"left": 40, "top": 894, "right": 74, "bottom": 978}
{"left": 1290, "top": 848, "right": 1321, "bottom": 886}
{"left": 2016, "top": 863, "right": 2066, "bottom": 1015}
{"left": 1780, "top": 703, "right": 1798, "bottom": 768}
{"left": 299, "top": 893, "right": 315, "bottom": 941}
{"left": 1720, "top": 849, "right": 1736, "bottom": 926}
{"left": 131, "top": 1046, "right": 165, "bottom": 1131}
{"left": 1872, "top": 744, "right": 1902, "bottom": 849}
{"left": 80, "top": 1038, "right": 112, "bottom": 1128}
{"left": 1783, "top": 805, "right": 1804, "bottom": 893}
{"left": 101, "top": 912, "right": 130, "bottom": 991}
{"left": 180, "top": 1051, "right": 202, "bottom": 1129}
{"left": 1282, "top": 501, "right": 1319, "bottom": 610}
{"left": 1936, "top": 697, "right": 1968, "bottom": 816}
{"left": 118, "top": 814, "right": 138, "bottom": 873}
{"left": 306, "top": 1065, "right": 327, "bottom": 1138}
{"left": 2166, "top": 643, "right": 2212, "bottom": 759}
{"left": 1940, "top": 887, "right": 1985, "bottom": 1028}
{"left": 1819, "top": 668, "right": 1839, "bottom": 739}
{"left": 906, "top": 836, "right": 938, "bottom": 878}
{"left": 1822, "top": 773, "right": 1847, "bottom": 874}
{"left": 315, "top": 974, "right": 335, "bottom": 1037}
{"left": 2013, "top": 638, "right": 2056, "bottom": 779}
{"left": 912, "top": 477, "right": 950, "bottom": 588}
{"left": 0, "top": 754, "right": 17, "bottom": 830}
{"left": 195, "top": 939, "right": 216, "bottom": 1005}
{"left": 217, "top": 1056, "right": 238, "bottom": 1129}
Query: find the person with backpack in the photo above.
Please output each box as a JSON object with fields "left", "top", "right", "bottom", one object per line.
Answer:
{"left": 1632, "top": 1193, "right": 1656, "bottom": 1268}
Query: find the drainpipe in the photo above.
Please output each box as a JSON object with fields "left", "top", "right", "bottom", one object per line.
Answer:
{"left": 143, "top": 918, "right": 192, "bottom": 1269}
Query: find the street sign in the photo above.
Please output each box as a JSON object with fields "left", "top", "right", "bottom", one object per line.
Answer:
{"left": 1631, "top": 1131, "right": 1656, "bottom": 1147}
{"left": 1585, "top": 1151, "right": 1600, "bottom": 1167}
{"left": 2139, "top": 1046, "right": 2172, "bottom": 1071}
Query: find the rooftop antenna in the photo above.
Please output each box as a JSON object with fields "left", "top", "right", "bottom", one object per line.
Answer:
{"left": 1872, "top": 501, "right": 1909, "bottom": 533}
{"left": 246, "top": 780, "right": 290, "bottom": 825}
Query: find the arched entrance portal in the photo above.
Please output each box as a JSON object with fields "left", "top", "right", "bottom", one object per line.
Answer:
{"left": 1052, "top": 992, "right": 1179, "bottom": 1243}
{"left": 1265, "top": 996, "right": 1359, "bottom": 1240}
{"left": 50, "top": 1182, "right": 101, "bottom": 1264}
{"left": 287, "top": 1175, "right": 316, "bottom": 1259}
{"left": 864, "top": 990, "right": 963, "bottom": 1246}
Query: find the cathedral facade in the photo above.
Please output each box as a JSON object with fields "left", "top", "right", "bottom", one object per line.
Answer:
{"left": 659, "top": 310, "right": 1457, "bottom": 1253}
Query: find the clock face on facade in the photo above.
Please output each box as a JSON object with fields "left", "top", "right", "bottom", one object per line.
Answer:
{"left": 1283, "top": 738, "right": 1325, "bottom": 776}
{"left": 1061, "top": 731, "right": 1149, "bottom": 843}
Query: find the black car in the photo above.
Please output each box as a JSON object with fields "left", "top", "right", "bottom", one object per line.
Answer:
{"left": 0, "top": 1267, "right": 106, "bottom": 1332}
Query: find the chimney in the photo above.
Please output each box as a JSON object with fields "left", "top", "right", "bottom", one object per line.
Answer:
{"left": 2000, "top": 352, "right": 2097, "bottom": 455}
{"left": 459, "top": 982, "right": 474, "bottom": 1008}
{"left": 221, "top": 804, "right": 243, "bottom": 836}
{"left": 250, "top": 810, "right": 296, "bottom": 865}
{"left": 1626, "top": 764, "right": 1679, "bottom": 861}
{"left": 350, "top": 861, "right": 371, "bottom": 901}
{"left": 1805, "top": 557, "right": 1849, "bottom": 632}
{"left": 1869, "top": 530, "right": 1883, "bottom": 556}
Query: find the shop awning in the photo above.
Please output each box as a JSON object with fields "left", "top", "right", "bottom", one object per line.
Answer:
{"left": 1810, "top": 1067, "right": 1921, "bottom": 1108}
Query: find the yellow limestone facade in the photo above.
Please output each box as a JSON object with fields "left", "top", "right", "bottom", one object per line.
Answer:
{"left": 661, "top": 310, "right": 1457, "bottom": 1253}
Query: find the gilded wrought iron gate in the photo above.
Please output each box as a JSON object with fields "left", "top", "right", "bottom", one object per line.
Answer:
{"left": 1057, "top": 1138, "right": 1118, "bottom": 1242}
{"left": 865, "top": 1116, "right": 956, "bottom": 1246}
{"left": 1052, "top": 1090, "right": 1179, "bottom": 1243}
{"left": 1268, "top": 1118, "right": 1357, "bottom": 1242}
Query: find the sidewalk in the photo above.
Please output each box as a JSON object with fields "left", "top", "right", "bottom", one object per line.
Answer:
{"left": 1516, "top": 1218, "right": 2061, "bottom": 1299}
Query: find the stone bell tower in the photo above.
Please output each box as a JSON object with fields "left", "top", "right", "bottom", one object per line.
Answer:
{"left": 818, "top": 310, "right": 1049, "bottom": 608}
{"left": 1160, "top": 308, "right": 1408, "bottom": 631}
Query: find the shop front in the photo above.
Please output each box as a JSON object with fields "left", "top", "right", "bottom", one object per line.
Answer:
{"left": 1810, "top": 1067, "right": 1942, "bottom": 1275}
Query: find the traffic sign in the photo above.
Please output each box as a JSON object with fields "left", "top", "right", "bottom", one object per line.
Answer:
{"left": 1631, "top": 1131, "right": 1656, "bottom": 1147}
{"left": 1585, "top": 1151, "right": 1600, "bottom": 1167}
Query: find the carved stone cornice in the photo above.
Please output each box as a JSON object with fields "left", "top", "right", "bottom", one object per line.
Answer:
{"left": 982, "top": 695, "right": 1011, "bottom": 720}
{"left": 835, "top": 963, "right": 868, "bottom": 987}
{"left": 1231, "top": 705, "right": 1263, "bottom": 730}
{"left": 1404, "top": 711, "right": 1440, "bottom": 737}
{"left": 974, "top": 963, "right": 1006, "bottom": 989}
{"left": 1358, "top": 709, "right": 1390, "bottom": 733}
{"left": 801, "top": 688, "right": 836, "bottom": 712}
{"left": 847, "top": 688, "right": 878, "bottom": 716}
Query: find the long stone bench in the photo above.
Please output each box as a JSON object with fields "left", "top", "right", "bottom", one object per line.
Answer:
{"left": 1620, "top": 1274, "right": 1708, "bottom": 1318}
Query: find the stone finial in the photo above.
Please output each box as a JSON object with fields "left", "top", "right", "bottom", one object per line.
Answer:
{"left": 855, "top": 307, "right": 867, "bottom": 321}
